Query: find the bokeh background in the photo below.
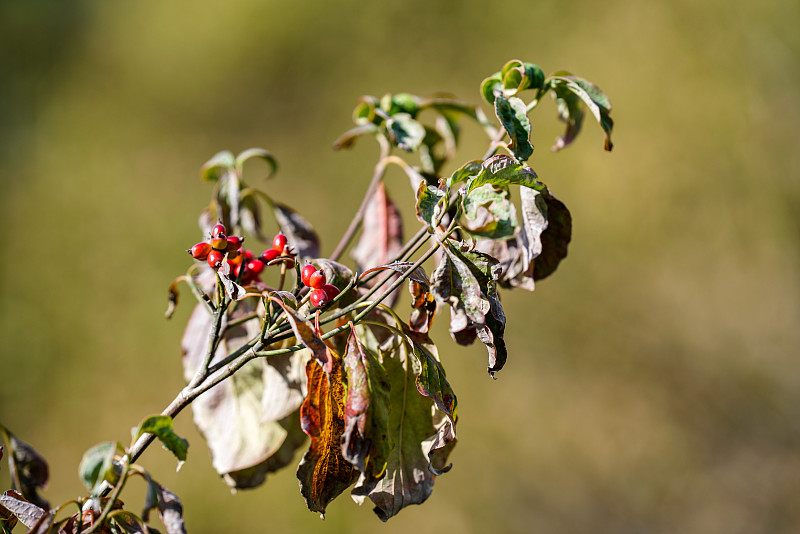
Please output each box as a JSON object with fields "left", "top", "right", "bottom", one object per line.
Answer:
{"left": 2, "top": 0, "right": 799, "bottom": 532}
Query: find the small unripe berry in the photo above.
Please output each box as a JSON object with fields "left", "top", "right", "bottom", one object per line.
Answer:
{"left": 188, "top": 242, "right": 212, "bottom": 260}
{"left": 247, "top": 259, "right": 265, "bottom": 275}
{"left": 322, "top": 284, "right": 340, "bottom": 302}
{"left": 307, "top": 269, "right": 327, "bottom": 289}
{"left": 260, "top": 249, "right": 280, "bottom": 263}
{"left": 301, "top": 264, "right": 317, "bottom": 286}
{"left": 226, "top": 236, "right": 244, "bottom": 252}
{"left": 211, "top": 236, "right": 228, "bottom": 251}
{"left": 211, "top": 223, "right": 226, "bottom": 239}
{"left": 227, "top": 249, "right": 244, "bottom": 266}
{"left": 273, "top": 233, "right": 288, "bottom": 252}
{"left": 309, "top": 288, "right": 328, "bottom": 308}
{"left": 207, "top": 249, "right": 225, "bottom": 269}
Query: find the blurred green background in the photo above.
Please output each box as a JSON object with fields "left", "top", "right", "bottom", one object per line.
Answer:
{"left": 2, "top": 0, "right": 799, "bottom": 532}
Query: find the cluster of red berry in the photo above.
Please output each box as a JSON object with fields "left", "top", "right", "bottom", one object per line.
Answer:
{"left": 301, "top": 264, "right": 340, "bottom": 308}
{"left": 188, "top": 224, "right": 295, "bottom": 285}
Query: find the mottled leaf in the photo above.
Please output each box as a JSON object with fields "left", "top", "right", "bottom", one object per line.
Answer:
{"left": 218, "top": 262, "right": 248, "bottom": 301}
{"left": 500, "top": 59, "right": 545, "bottom": 93}
{"left": 341, "top": 327, "right": 391, "bottom": 484}
{"left": 480, "top": 71, "right": 502, "bottom": 104}
{"left": 297, "top": 355, "right": 359, "bottom": 515}
{"left": 404, "top": 328, "right": 457, "bottom": 422}
{"left": 235, "top": 147, "right": 277, "bottom": 180}
{"left": 0, "top": 491, "right": 44, "bottom": 529}
{"left": 200, "top": 150, "right": 235, "bottom": 182}
{"left": 430, "top": 244, "right": 489, "bottom": 335}
{"left": 415, "top": 182, "right": 446, "bottom": 228}
{"left": 448, "top": 159, "right": 483, "bottom": 188}
{"left": 466, "top": 154, "right": 540, "bottom": 194}
{"left": 494, "top": 94, "right": 533, "bottom": 161}
{"left": 380, "top": 93, "right": 420, "bottom": 117}
{"left": 462, "top": 183, "right": 519, "bottom": 240}
{"left": 549, "top": 73, "right": 614, "bottom": 151}
{"left": 353, "top": 341, "right": 456, "bottom": 521}
{"left": 79, "top": 442, "right": 117, "bottom": 494}
{"left": 386, "top": 113, "right": 425, "bottom": 152}
{"left": 272, "top": 202, "right": 320, "bottom": 261}
{"left": 134, "top": 416, "right": 188, "bottom": 465}
{"left": 351, "top": 183, "right": 403, "bottom": 275}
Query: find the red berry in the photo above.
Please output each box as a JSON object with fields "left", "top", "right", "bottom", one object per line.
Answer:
{"left": 260, "top": 249, "right": 280, "bottom": 263}
{"left": 227, "top": 249, "right": 244, "bottom": 266}
{"left": 211, "top": 236, "right": 228, "bottom": 251}
{"left": 301, "top": 264, "right": 317, "bottom": 286}
{"left": 273, "top": 233, "right": 288, "bottom": 252}
{"left": 207, "top": 249, "right": 224, "bottom": 269}
{"left": 309, "top": 288, "right": 328, "bottom": 308}
{"left": 244, "top": 250, "right": 255, "bottom": 261}
{"left": 308, "top": 269, "right": 327, "bottom": 289}
{"left": 211, "top": 223, "right": 226, "bottom": 238}
{"left": 322, "top": 284, "right": 340, "bottom": 302}
{"left": 246, "top": 259, "right": 265, "bottom": 275}
{"left": 188, "top": 242, "right": 212, "bottom": 260}
{"left": 225, "top": 236, "right": 244, "bottom": 252}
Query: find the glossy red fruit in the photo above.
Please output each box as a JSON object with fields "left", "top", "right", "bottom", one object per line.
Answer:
{"left": 211, "top": 223, "right": 226, "bottom": 238}
{"left": 272, "top": 233, "right": 288, "bottom": 252}
{"left": 309, "top": 288, "right": 328, "bottom": 308}
{"left": 307, "top": 269, "right": 327, "bottom": 289}
{"left": 211, "top": 236, "right": 228, "bottom": 250}
{"left": 207, "top": 249, "right": 225, "bottom": 269}
{"left": 301, "top": 264, "right": 317, "bottom": 286}
{"left": 188, "top": 242, "right": 212, "bottom": 260}
{"left": 225, "top": 236, "right": 244, "bottom": 252}
{"left": 247, "top": 259, "right": 265, "bottom": 275}
{"left": 260, "top": 248, "right": 280, "bottom": 263}
{"left": 227, "top": 249, "right": 244, "bottom": 266}
{"left": 322, "top": 284, "right": 340, "bottom": 302}
{"left": 244, "top": 250, "right": 255, "bottom": 261}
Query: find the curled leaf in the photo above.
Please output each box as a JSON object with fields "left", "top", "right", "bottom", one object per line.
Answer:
{"left": 134, "top": 416, "right": 188, "bottom": 465}
{"left": 235, "top": 147, "right": 278, "bottom": 180}
{"left": 548, "top": 73, "right": 614, "bottom": 151}
{"left": 269, "top": 297, "right": 333, "bottom": 373}
{"left": 386, "top": 113, "right": 425, "bottom": 152}
{"left": 200, "top": 150, "right": 235, "bottom": 182}
{"left": 494, "top": 94, "right": 533, "bottom": 161}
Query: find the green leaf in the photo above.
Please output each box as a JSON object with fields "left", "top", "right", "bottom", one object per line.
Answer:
{"left": 380, "top": 93, "right": 420, "bottom": 117}
{"left": 414, "top": 182, "right": 446, "bottom": 228}
{"left": 404, "top": 328, "right": 457, "bottom": 423}
{"left": 448, "top": 159, "right": 483, "bottom": 188}
{"left": 79, "top": 442, "right": 117, "bottom": 493}
{"left": 494, "top": 94, "right": 533, "bottom": 161}
{"left": 342, "top": 327, "right": 392, "bottom": 484}
{"left": 333, "top": 123, "right": 380, "bottom": 150}
{"left": 352, "top": 95, "right": 380, "bottom": 125}
{"left": 480, "top": 71, "right": 502, "bottom": 104}
{"left": 466, "top": 154, "right": 540, "bottom": 194}
{"left": 462, "top": 184, "right": 519, "bottom": 240}
{"left": 134, "top": 416, "right": 188, "bottom": 465}
{"left": 386, "top": 113, "right": 426, "bottom": 152}
{"left": 200, "top": 150, "right": 236, "bottom": 182}
{"left": 430, "top": 243, "right": 489, "bottom": 334}
{"left": 235, "top": 148, "right": 278, "bottom": 180}
{"left": 548, "top": 73, "right": 614, "bottom": 151}
{"left": 500, "top": 60, "right": 545, "bottom": 93}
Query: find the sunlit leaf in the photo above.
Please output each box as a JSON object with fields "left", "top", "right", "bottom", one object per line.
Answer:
{"left": 386, "top": 113, "right": 425, "bottom": 152}
{"left": 79, "top": 442, "right": 117, "bottom": 494}
{"left": 269, "top": 297, "right": 333, "bottom": 373}
{"left": 200, "top": 150, "right": 235, "bottom": 182}
{"left": 333, "top": 123, "right": 380, "bottom": 150}
{"left": 235, "top": 148, "right": 278, "bottom": 180}
{"left": 494, "top": 94, "right": 533, "bottom": 161}
{"left": 341, "top": 327, "right": 391, "bottom": 485}
{"left": 430, "top": 244, "right": 489, "bottom": 335}
{"left": 462, "top": 183, "right": 519, "bottom": 240}
{"left": 415, "top": 182, "right": 446, "bottom": 228}
{"left": 500, "top": 60, "right": 545, "bottom": 93}
{"left": 404, "top": 328, "right": 457, "bottom": 422}
{"left": 466, "top": 154, "right": 540, "bottom": 194}
{"left": 134, "top": 416, "right": 188, "bottom": 465}
{"left": 0, "top": 490, "right": 44, "bottom": 529}
{"left": 548, "top": 73, "right": 614, "bottom": 151}
{"left": 380, "top": 93, "right": 420, "bottom": 117}
{"left": 480, "top": 71, "right": 502, "bottom": 104}
{"left": 297, "top": 355, "right": 359, "bottom": 515}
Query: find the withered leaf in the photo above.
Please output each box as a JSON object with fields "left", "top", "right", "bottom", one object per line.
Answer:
{"left": 533, "top": 191, "right": 571, "bottom": 281}
{"left": 361, "top": 262, "right": 430, "bottom": 288}
{"left": 351, "top": 183, "right": 404, "bottom": 275}
{"left": 297, "top": 355, "right": 359, "bottom": 515}
{"left": 341, "top": 327, "right": 391, "bottom": 485}
{"left": 181, "top": 303, "right": 308, "bottom": 489}
{"left": 272, "top": 202, "right": 320, "bottom": 261}
{"left": 1, "top": 428, "right": 50, "bottom": 510}
{"left": 408, "top": 280, "right": 436, "bottom": 334}
{"left": 142, "top": 478, "right": 186, "bottom": 534}
{"left": 0, "top": 490, "right": 45, "bottom": 529}
{"left": 430, "top": 243, "right": 489, "bottom": 337}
